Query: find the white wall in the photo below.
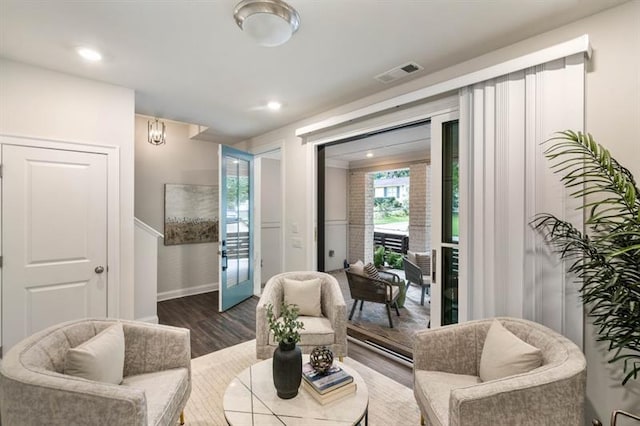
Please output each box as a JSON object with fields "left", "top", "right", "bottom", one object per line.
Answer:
{"left": 260, "top": 157, "right": 282, "bottom": 283}
{"left": 325, "top": 166, "right": 348, "bottom": 271}
{"left": 134, "top": 220, "right": 160, "bottom": 322}
{"left": 0, "top": 59, "right": 136, "bottom": 320}
{"left": 241, "top": 2, "right": 640, "bottom": 421}
{"left": 574, "top": 3, "right": 640, "bottom": 421}
{"left": 134, "top": 116, "right": 219, "bottom": 299}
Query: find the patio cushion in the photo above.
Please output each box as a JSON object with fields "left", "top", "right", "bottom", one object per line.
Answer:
{"left": 349, "top": 260, "right": 365, "bottom": 276}
{"left": 364, "top": 263, "right": 380, "bottom": 280}
{"left": 389, "top": 285, "right": 400, "bottom": 302}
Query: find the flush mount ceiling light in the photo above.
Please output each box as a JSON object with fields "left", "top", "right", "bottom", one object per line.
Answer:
{"left": 76, "top": 47, "right": 102, "bottom": 62}
{"left": 148, "top": 119, "right": 166, "bottom": 145}
{"left": 233, "top": 0, "right": 300, "bottom": 47}
{"left": 366, "top": 152, "right": 374, "bottom": 158}
{"left": 267, "top": 101, "right": 282, "bottom": 111}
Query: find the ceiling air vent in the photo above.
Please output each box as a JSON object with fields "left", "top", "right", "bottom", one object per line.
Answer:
{"left": 375, "top": 61, "right": 424, "bottom": 84}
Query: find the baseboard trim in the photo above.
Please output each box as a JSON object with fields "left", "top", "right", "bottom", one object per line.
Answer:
{"left": 136, "top": 315, "right": 159, "bottom": 324}
{"left": 157, "top": 283, "right": 218, "bottom": 302}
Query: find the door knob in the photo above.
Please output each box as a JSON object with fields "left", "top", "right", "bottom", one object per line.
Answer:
{"left": 95, "top": 266, "right": 105, "bottom": 274}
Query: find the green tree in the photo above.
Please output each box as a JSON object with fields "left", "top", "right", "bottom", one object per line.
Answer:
{"left": 226, "top": 176, "right": 249, "bottom": 209}
{"left": 373, "top": 168, "right": 410, "bottom": 179}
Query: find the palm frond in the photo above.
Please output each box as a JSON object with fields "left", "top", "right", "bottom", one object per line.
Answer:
{"left": 532, "top": 131, "right": 640, "bottom": 386}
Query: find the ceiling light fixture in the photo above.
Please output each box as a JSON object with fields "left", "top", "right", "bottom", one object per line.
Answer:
{"left": 233, "top": 0, "right": 300, "bottom": 47}
{"left": 267, "top": 101, "right": 282, "bottom": 111}
{"left": 148, "top": 119, "right": 166, "bottom": 145}
{"left": 366, "top": 152, "right": 374, "bottom": 158}
{"left": 76, "top": 47, "right": 102, "bottom": 62}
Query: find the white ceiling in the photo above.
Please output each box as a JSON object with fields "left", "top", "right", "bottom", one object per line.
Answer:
{"left": 0, "top": 0, "right": 626, "bottom": 143}
{"left": 324, "top": 123, "right": 430, "bottom": 169}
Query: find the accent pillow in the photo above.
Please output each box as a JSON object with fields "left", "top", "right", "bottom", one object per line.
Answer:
{"left": 415, "top": 253, "right": 431, "bottom": 274}
{"left": 363, "top": 262, "right": 380, "bottom": 280}
{"left": 64, "top": 323, "right": 125, "bottom": 385}
{"left": 349, "top": 260, "right": 365, "bottom": 276}
{"left": 479, "top": 320, "right": 543, "bottom": 382}
{"left": 408, "top": 250, "right": 431, "bottom": 273}
{"left": 406, "top": 250, "right": 417, "bottom": 265}
{"left": 283, "top": 277, "right": 322, "bottom": 317}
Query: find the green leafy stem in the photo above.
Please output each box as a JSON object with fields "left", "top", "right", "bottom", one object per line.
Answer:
{"left": 532, "top": 130, "right": 640, "bottom": 385}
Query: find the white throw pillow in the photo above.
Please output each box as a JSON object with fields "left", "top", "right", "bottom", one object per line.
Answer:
{"left": 64, "top": 323, "right": 125, "bottom": 385}
{"left": 349, "top": 260, "right": 365, "bottom": 276}
{"left": 283, "top": 278, "right": 322, "bottom": 317}
{"left": 479, "top": 320, "right": 542, "bottom": 382}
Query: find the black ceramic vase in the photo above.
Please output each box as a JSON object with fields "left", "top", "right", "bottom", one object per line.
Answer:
{"left": 272, "top": 341, "right": 302, "bottom": 399}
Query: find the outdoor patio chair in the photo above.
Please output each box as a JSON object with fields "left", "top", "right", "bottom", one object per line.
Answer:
{"left": 403, "top": 256, "right": 430, "bottom": 306}
{"left": 345, "top": 269, "right": 401, "bottom": 328}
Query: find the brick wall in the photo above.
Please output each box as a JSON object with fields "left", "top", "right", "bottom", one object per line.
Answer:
{"left": 348, "top": 171, "right": 374, "bottom": 263}
{"left": 348, "top": 163, "right": 430, "bottom": 262}
{"left": 409, "top": 162, "right": 431, "bottom": 252}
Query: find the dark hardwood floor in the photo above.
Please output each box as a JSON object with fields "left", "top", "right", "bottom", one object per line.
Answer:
{"left": 158, "top": 291, "right": 257, "bottom": 357}
{"left": 158, "top": 291, "right": 413, "bottom": 388}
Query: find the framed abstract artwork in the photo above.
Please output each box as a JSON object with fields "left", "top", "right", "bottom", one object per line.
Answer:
{"left": 164, "top": 184, "right": 218, "bottom": 245}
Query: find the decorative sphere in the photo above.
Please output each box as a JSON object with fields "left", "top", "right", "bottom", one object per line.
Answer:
{"left": 310, "top": 346, "right": 334, "bottom": 374}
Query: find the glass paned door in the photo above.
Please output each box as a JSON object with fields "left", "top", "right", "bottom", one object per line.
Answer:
{"left": 219, "top": 145, "right": 254, "bottom": 312}
{"left": 430, "top": 111, "right": 460, "bottom": 327}
{"left": 441, "top": 120, "right": 459, "bottom": 325}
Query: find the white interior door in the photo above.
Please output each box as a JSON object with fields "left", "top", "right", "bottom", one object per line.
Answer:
{"left": 2, "top": 145, "right": 108, "bottom": 351}
{"left": 430, "top": 111, "right": 460, "bottom": 328}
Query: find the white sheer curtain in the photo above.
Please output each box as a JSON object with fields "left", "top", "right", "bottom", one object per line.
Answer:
{"left": 459, "top": 53, "right": 585, "bottom": 347}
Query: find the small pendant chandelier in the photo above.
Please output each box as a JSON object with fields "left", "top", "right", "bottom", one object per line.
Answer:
{"left": 148, "top": 119, "right": 166, "bottom": 145}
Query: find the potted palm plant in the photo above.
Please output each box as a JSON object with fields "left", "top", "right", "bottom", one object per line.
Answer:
{"left": 533, "top": 130, "right": 640, "bottom": 385}
{"left": 267, "top": 302, "right": 305, "bottom": 398}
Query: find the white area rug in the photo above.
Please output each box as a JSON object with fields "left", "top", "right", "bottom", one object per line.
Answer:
{"left": 184, "top": 339, "right": 420, "bottom": 425}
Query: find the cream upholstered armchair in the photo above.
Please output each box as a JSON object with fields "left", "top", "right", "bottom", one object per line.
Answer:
{"left": 0, "top": 319, "right": 191, "bottom": 426}
{"left": 256, "top": 271, "right": 347, "bottom": 359}
{"left": 413, "top": 317, "right": 586, "bottom": 426}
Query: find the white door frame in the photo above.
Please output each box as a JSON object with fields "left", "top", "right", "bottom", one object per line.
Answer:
{"left": 253, "top": 147, "right": 285, "bottom": 295}
{"left": 0, "top": 134, "right": 121, "bottom": 332}
{"left": 303, "top": 96, "right": 459, "bottom": 271}
{"left": 429, "top": 110, "right": 463, "bottom": 328}
{"left": 247, "top": 139, "right": 286, "bottom": 295}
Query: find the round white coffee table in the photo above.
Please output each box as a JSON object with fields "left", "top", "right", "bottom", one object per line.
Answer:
{"left": 223, "top": 356, "right": 369, "bottom": 425}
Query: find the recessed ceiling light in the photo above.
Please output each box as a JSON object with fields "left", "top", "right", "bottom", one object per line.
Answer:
{"left": 76, "top": 47, "right": 102, "bottom": 62}
{"left": 267, "top": 101, "right": 282, "bottom": 111}
{"left": 366, "top": 152, "right": 374, "bottom": 158}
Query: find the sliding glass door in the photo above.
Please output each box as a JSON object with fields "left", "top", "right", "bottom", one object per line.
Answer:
{"left": 431, "top": 111, "right": 460, "bottom": 327}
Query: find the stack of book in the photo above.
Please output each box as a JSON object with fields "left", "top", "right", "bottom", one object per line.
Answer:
{"left": 301, "top": 362, "right": 356, "bottom": 405}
